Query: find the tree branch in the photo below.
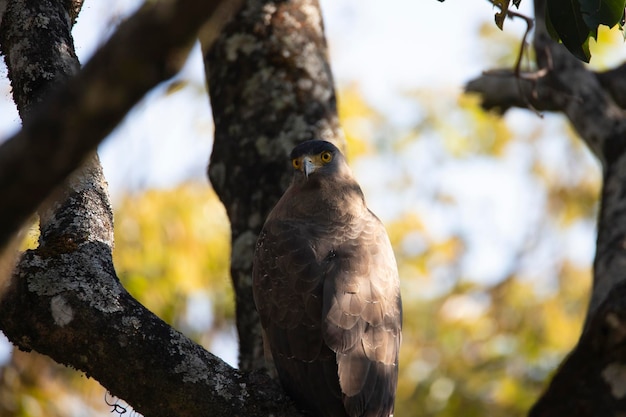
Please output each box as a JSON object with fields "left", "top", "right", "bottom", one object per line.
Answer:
{"left": 596, "top": 63, "right": 626, "bottom": 109}
{"left": 0, "top": 0, "right": 226, "bottom": 250}
{"left": 465, "top": 69, "right": 561, "bottom": 113}
{"left": 0, "top": 238, "right": 299, "bottom": 417}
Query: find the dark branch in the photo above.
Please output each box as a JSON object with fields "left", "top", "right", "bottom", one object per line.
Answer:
{"left": 465, "top": 69, "right": 561, "bottom": 113}
{"left": 529, "top": 281, "right": 626, "bottom": 416}
{"left": 596, "top": 63, "right": 626, "bottom": 109}
{"left": 0, "top": 0, "right": 226, "bottom": 250}
{"left": 0, "top": 240, "right": 300, "bottom": 417}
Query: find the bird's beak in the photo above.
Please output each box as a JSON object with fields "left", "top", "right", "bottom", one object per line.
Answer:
{"left": 303, "top": 156, "right": 316, "bottom": 178}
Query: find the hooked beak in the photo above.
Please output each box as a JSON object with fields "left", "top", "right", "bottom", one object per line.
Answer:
{"left": 303, "top": 156, "right": 316, "bottom": 178}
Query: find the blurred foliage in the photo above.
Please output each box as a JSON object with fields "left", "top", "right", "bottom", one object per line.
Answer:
{"left": 478, "top": 21, "right": 535, "bottom": 70}
{"left": 0, "top": 184, "right": 234, "bottom": 416}
{"left": 339, "top": 81, "right": 597, "bottom": 417}
{"left": 337, "top": 82, "right": 380, "bottom": 162}
{"left": 405, "top": 90, "right": 514, "bottom": 157}
{"left": 0, "top": 350, "right": 111, "bottom": 417}
{"left": 113, "top": 183, "right": 234, "bottom": 338}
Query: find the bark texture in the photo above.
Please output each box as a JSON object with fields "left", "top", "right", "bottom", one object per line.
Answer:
{"left": 466, "top": 0, "right": 626, "bottom": 414}
{"left": 0, "top": 0, "right": 305, "bottom": 415}
{"left": 0, "top": 233, "right": 296, "bottom": 417}
{"left": 205, "top": 0, "right": 345, "bottom": 372}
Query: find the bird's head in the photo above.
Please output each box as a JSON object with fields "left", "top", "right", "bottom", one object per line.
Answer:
{"left": 284, "top": 140, "right": 365, "bottom": 214}
{"left": 289, "top": 140, "right": 348, "bottom": 182}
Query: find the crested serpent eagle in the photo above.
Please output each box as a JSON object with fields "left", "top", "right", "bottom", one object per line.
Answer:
{"left": 252, "top": 140, "right": 402, "bottom": 417}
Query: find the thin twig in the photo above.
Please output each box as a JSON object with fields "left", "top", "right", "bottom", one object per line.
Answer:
{"left": 488, "top": 0, "right": 544, "bottom": 116}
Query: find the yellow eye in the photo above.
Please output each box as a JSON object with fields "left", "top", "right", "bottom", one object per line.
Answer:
{"left": 320, "top": 151, "right": 333, "bottom": 164}
{"left": 292, "top": 158, "right": 301, "bottom": 169}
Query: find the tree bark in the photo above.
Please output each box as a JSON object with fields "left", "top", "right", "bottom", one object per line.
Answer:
{"left": 0, "top": 0, "right": 307, "bottom": 415}
{"left": 204, "top": 0, "right": 345, "bottom": 372}
{"left": 0, "top": 232, "right": 297, "bottom": 417}
{"left": 466, "top": 0, "right": 626, "bottom": 414}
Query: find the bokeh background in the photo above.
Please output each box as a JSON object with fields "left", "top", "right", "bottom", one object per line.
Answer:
{"left": 1, "top": 0, "right": 624, "bottom": 415}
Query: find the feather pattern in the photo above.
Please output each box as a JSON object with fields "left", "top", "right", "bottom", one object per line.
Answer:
{"left": 253, "top": 140, "right": 402, "bottom": 417}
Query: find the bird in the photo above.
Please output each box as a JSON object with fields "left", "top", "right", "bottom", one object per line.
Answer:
{"left": 252, "top": 140, "right": 402, "bottom": 417}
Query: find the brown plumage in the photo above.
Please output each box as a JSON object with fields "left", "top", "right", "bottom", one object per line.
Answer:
{"left": 253, "top": 140, "right": 402, "bottom": 417}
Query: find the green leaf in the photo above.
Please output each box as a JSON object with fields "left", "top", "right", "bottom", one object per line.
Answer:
{"left": 546, "top": 0, "right": 593, "bottom": 61}
{"left": 580, "top": 0, "right": 626, "bottom": 28}
{"left": 488, "top": 0, "right": 524, "bottom": 30}
{"left": 492, "top": 0, "right": 510, "bottom": 30}
{"left": 545, "top": 5, "right": 561, "bottom": 40}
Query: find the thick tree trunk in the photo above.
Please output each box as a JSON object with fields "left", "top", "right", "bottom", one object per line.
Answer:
{"left": 204, "top": 0, "right": 345, "bottom": 372}
{"left": 466, "top": 0, "right": 626, "bottom": 414}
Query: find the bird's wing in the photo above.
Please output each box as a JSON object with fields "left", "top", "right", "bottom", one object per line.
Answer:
{"left": 253, "top": 219, "right": 349, "bottom": 417}
{"left": 322, "top": 212, "right": 402, "bottom": 417}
